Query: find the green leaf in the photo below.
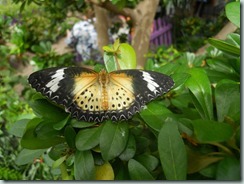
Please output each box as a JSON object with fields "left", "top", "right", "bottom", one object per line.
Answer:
{"left": 70, "top": 119, "right": 97, "bottom": 128}
{"left": 154, "top": 62, "right": 182, "bottom": 75}
{"left": 170, "top": 72, "right": 190, "bottom": 90}
{"left": 15, "top": 148, "right": 46, "bottom": 165}
{"left": 48, "top": 144, "right": 69, "bottom": 161}
{"left": 185, "top": 68, "right": 214, "bottom": 120}
{"left": 76, "top": 126, "right": 102, "bottom": 151}
{"left": 215, "top": 80, "right": 240, "bottom": 123}
{"left": 52, "top": 155, "right": 66, "bottom": 169}
{"left": 216, "top": 156, "right": 240, "bottom": 180}
{"left": 135, "top": 154, "right": 159, "bottom": 172}
{"left": 117, "top": 43, "right": 137, "bottom": 69}
{"left": 74, "top": 150, "right": 95, "bottom": 180}
{"left": 114, "top": 160, "right": 130, "bottom": 180}
{"left": 103, "top": 45, "right": 115, "bottom": 53}
{"left": 64, "top": 125, "right": 76, "bottom": 149}
{"left": 227, "top": 33, "right": 240, "bottom": 48}
{"left": 191, "top": 119, "right": 233, "bottom": 142}
{"left": 208, "top": 38, "right": 240, "bottom": 57}
{"left": 9, "top": 119, "right": 30, "bottom": 137}
{"left": 225, "top": 2, "right": 240, "bottom": 28}
{"left": 29, "top": 99, "right": 68, "bottom": 122}
{"left": 158, "top": 118, "right": 187, "bottom": 180}
{"left": 21, "top": 119, "right": 65, "bottom": 149}
{"left": 140, "top": 101, "right": 172, "bottom": 131}
{"left": 53, "top": 115, "right": 70, "bottom": 130}
{"left": 100, "top": 121, "right": 129, "bottom": 161}
{"left": 119, "top": 134, "right": 136, "bottom": 161}
{"left": 128, "top": 159, "right": 154, "bottom": 180}
{"left": 104, "top": 52, "right": 117, "bottom": 72}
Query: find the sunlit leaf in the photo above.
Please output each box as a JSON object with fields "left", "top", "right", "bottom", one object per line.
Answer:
{"left": 185, "top": 68, "right": 214, "bottom": 120}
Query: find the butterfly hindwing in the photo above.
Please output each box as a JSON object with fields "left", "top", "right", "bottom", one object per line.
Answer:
{"left": 28, "top": 67, "right": 174, "bottom": 122}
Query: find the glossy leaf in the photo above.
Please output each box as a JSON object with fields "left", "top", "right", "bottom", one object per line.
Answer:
{"left": 225, "top": 1, "right": 240, "bottom": 28}
{"left": 15, "top": 148, "right": 46, "bottom": 165}
{"left": 76, "top": 126, "right": 102, "bottom": 151}
{"left": 74, "top": 150, "right": 95, "bottom": 180}
{"left": 170, "top": 72, "right": 190, "bottom": 90}
{"left": 154, "top": 62, "right": 182, "bottom": 75}
{"left": 192, "top": 119, "right": 233, "bottom": 142}
{"left": 100, "top": 121, "right": 129, "bottom": 161}
{"left": 64, "top": 125, "right": 76, "bottom": 149}
{"left": 208, "top": 38, "right": 240, "bottom": 57}
{"left": 128, "top": 159, "right": 154, "bottom": 180}
{"left": 140, "top": 101, "right": 172, "bottom": 131}
{"left": 158, "top": 118, "right": 187, "bottom": 180}
{"left": 226, "top": 33, "right": 240, "bottom": 48}
{"left": 95, "top": 162, "right": 115, "bottom": 180}
{"left": 135, "top": 154, "right": 159, "bottom": 172}
{"left": 185, "top": 68, "right": 214, "bottom": 120}
{"left": 215, "top": 80, "right": 240, "bottom": 122}
{"left": 119, "top": 134, "right": 136, "bottom": 161}
{"left": 29, "top": 99, "right": 68, "bottom": 122}
{"left": 70, "top": 119, "right": 97, "bottom": 128}
{"left": 48, "top": 143, "right": 69, "bottom": 161}
{"left": 216, "top": 156, "right": 240, "bottom": 180}
{"left": 21, "top": 119, "right": 65, "bottom": 149}
{"left": 53, "top": 115, "right": 70, "bottom": 130}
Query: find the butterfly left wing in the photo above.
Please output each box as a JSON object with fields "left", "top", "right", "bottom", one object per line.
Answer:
{"left": 28, "top": 67, "right": 98, "bottom": 107}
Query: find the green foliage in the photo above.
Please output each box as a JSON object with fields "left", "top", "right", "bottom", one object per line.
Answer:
{"left": 173, "top": 12, "right": 228, "bottom": 52}
{"left": 13, "top": 28, "right": 240, "bottom": 180}
{"left": 7, "top": 1, "right": 240, "bottom": 180}
{"left": 0, "top": 167, "right": 22, "bottom": 180}
{"left": 31, "top": 41, "right": 74, "bottom": 69}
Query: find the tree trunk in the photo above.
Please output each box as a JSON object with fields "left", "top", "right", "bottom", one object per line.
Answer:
{"left": 131, "top": 0, "right": 159, "bottom": 68}
{"left": 90, "top": 0, "right": 159, "bottom": 68}
{"left": 94, "top": 5, "right": 110, "bottom": 54}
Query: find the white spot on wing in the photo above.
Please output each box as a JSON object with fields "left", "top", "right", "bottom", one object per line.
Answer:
{"left": 46, "top": 68, "right": 66, "bottom": 92}
{"left": 141, "top": 71, "right": 159, "bottom": 93}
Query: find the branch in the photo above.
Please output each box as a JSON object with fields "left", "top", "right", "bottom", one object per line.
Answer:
{"left": 86, "top": 0, "right": 137, "bottom": 24}
{"left": 195, "top": 21, "right": 237, "bottom": 55}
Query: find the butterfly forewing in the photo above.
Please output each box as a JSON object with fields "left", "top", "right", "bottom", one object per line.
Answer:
{"left": 28, "top": 67, "right": 174, "bottom": 122}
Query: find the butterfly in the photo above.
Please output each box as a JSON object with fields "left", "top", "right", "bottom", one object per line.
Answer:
{"left": 28, "top": 67, "right": 174, "bottom": 122}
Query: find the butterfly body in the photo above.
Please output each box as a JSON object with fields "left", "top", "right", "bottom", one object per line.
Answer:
{"left": 28, "top": 67, "right": 174, "bottom": 122}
